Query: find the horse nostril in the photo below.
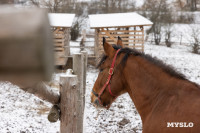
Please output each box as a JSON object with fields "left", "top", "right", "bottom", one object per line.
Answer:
{"left": 94, "top": 99, "right": 99, "bottom": 106}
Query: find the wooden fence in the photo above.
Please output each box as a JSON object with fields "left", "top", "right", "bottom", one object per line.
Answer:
{"left": 0, "top": 7, "right": 87, "bottom": 133}
{"left": 21, "top": 52, "right": 87, "bottom": 133}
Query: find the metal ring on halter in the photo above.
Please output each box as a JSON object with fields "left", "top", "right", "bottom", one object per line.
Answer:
{"left": 108, "top": 68, "right": 114, "bottom": 75}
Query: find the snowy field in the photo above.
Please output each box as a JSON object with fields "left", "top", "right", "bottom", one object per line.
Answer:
{"left": 0, "top": 42, "right": 199, "bottom": 133}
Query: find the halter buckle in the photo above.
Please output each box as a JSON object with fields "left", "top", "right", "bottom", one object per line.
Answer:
{"left": 108, "top": 68, "right": 114, "bottom": 75}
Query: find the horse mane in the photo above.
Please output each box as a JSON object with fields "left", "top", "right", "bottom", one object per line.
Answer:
{"left": 97, "top": 45, "right": 187, "bottom": 81}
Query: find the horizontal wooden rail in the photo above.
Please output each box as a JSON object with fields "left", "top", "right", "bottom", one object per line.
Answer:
{"left": 99, "top": 30, "right": 143, "bottom": 33}
{"left": 100, "top": 37, "right": 143, "bottom": 41}
{"left": 99, "top": 34, "right": 143, "bottom": 37}
{"left": 63, "top": 46, "right": 95, "bottom": 49}
{"left": 20, "top": 82, "right": 60, "bottom": 104}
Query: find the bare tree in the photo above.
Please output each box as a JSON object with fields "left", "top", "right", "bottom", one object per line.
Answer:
{"left": 144, "top": 0, "right": 173, "bottom": 45}
{"left": 43, "top": 0, "right": 63, "bottom": 13}
{"left": 29, "top": 0, "right": 40, "bottom": 7}
{"left": 186, "top": 0, "right": 197, "bottom": 11}
{"left": 164, "top": 23, "right": 174, "bottom": 47}
{"left": 89, "top": 0, "right": 135, "bottom": 14}
{"left": 189, "top": 25, "right": 200, "bottom": 54}
{"left": 164, "top": 10, "right": 174, "bottom": 47}
{"left": 29, "top": 0, "right": 75, "bottom": 13}
{"left": 105, "top": 0, "right": 109, "bottom": 12}
{"left": 176, "top": 0, "right": 186, "bottom": 10}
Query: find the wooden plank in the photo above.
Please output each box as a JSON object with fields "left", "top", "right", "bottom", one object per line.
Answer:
{"left": 121, "top": 42, "right": 144, "bottom": 45}
{"left": 54, "top": 47, "right": 64, "bottom": 51}
{"left": 99, "top": 34, "right": 143, "bottom": 37}
{"left": 57, "top": 31, "right": 65, "bottom": 34}
{"left": 101, "top": 29, "right": 117, "bottom": 43}
{"left": 54, "top": 39, "right": 65, "bottom": 43}
{"left": 95, "top": 29, "right": 99, "bottom": 57}
{"left": 53, "top": 27, "right": 60, "bottom": 34}
{"left": 91, "top": 24, "right": 153, "bottom": 29}
{"left": 98, "top": 37, "right": 143, "bottom": 41}
{"left": 99, "top": 30, "right": 143, "bottom": 33}
{"left": 98, "top": 41, "right": 144, "bottom": 45}
{"left": 141, "top": 26, "right": 144, "bottom": 52}
{"left": 54, "top": 43, "right": 64, "bottom": 47}
{"left": 54, "top": 35, "right": 64, "bottom": 39}
{"left": 100, "top": 39, "right": 144, "bottom": 42}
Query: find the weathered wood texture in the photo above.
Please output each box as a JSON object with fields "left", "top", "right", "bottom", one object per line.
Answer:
{"left": 73, "top": 53, "right": 84, "bottom": 133}
{"left": 95, "top": 26, "right": 144, "bottom": 59}
{"left": 81, "top": 51, "right": 88, "bottom": 107}
{"left": 60, "top": 74, "right": 78, "bottom": 133}
{"left": 21, "top": 82, "right": 59, "bottom": 104}
{"left": 52, "top": 27, "right": 70, "bottom": 66}
{"left": 0, "top": 7, "right": 54, "bottom": 87}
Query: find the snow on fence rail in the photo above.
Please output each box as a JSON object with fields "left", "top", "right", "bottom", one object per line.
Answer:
{"left": 0, "top": 6, "right": 87, "bottom": 133}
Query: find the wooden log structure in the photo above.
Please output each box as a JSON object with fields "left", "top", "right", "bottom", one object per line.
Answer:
{"left": 48, "top": 13, "right": 75, "bottom": 66}
{"left": 89, "top": 12, "right": 153, "bottom": 60}
{"left": 52, "top": 27, "right": 70, "bottom": 66}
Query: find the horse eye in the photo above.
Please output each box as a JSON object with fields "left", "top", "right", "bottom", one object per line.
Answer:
{"left": 99, "top": 68, "right": 104, "bottom": 72}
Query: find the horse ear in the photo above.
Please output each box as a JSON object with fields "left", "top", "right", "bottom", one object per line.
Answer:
{"left": 117, "top": 36, "right": 124, "bottom": 47}
{"left": 103, "top": 37, "right": 115, "bottom": 58}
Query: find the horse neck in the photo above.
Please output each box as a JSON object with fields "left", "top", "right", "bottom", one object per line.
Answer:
{"left": 122, "top": 56, "right": 182, "bottom": 122}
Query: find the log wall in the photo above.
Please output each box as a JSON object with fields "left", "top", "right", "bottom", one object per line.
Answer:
{"left": 52, "top": 27, "right": 70, "bottom": 66}
{"left": 95, "top": 26, "right": 144, "bottom": 60}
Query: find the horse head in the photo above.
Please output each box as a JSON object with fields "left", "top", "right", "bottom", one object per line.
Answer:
{"left": 91, "top": 37, "right": 126, "bottom": 109}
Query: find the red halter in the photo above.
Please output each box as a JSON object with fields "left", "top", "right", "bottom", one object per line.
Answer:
{"left": 92, "top": 49, "right": 121, "bottom": 107}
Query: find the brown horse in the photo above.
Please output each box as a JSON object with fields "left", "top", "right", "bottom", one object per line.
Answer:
{"left": 91, "top": 37, "right": 200, "bottom": 133}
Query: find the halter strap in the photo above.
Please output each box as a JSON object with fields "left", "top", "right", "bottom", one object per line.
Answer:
{"left": 98, "top": 49, "right": 121, "bottom": 97}
{"left": 93, "top": 48, "right": 121, "bottom": 107}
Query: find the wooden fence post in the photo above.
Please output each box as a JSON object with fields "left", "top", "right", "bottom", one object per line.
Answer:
{"left": 73, "top": 53, "right": 84, "bottom": 133}
{"left": 60, "top": 74, "right": 78, "bottom": 133}
{"left": 81, "top": 51, "right": 88, "bottom": 107}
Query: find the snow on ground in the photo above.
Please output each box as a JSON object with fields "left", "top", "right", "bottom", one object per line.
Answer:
{"left": 146, "top": 23, "right": 200, "bottom": 45}
{"left": 0, "top": 82, "right": 60, "bottom": 133}
{"left": 70, "top": 37, "right": 95, "bottom": 55}
{"left": 0, "top": 43, "right": 200, "bottom": 133}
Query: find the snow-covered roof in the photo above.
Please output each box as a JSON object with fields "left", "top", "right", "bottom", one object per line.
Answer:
{"left": 89, "top": 12, "right": 153, "bottom": 28}
{"left": 48, "top": 13, "right": 75, "bottom": 28}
